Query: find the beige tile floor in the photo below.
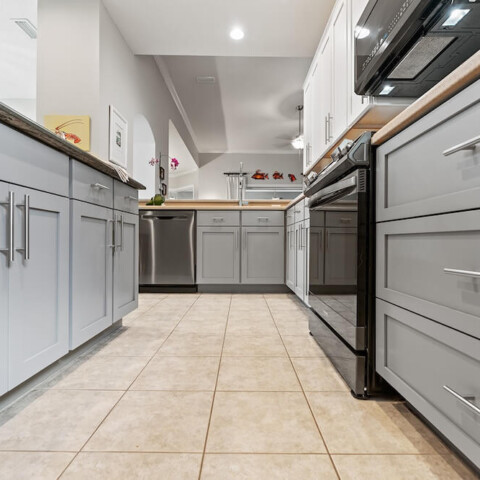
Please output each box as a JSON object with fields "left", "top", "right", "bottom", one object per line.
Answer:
{"left": 0, "top": 293, "right": 478, "bottom": 479}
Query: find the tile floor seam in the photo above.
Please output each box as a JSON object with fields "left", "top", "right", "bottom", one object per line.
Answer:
{"left": 56, "top": 294, "right": 203, "bottom": 480}
{"left": 197, "top": 294, "right": 233, "bottom": 480}
{"left": 263, "top": 295, "right": 343, "bottom": 480}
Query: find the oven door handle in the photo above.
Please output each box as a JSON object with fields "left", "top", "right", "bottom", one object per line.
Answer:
{"left": 308, "top": 175, "right": 357, "bottom": 209}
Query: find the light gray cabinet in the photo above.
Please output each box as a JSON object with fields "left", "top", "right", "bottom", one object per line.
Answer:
{"left": 71, "top": 200, "right": 114, "bottom": 349}
{"left": 0, "top": 182, "right": 9, "bottom": 395}
{"left": 325, "top": 227, "right": 357, "bottom": 285}
{"left": 113, "top": 211, "right": 139, "bottom": 321}
{"left": 286, "top": 224, "right": 296, "bottom": 291}
{"left": 242, "top": 226, "right": 284, "bottom": 284}
{"left": 295, "top": 222, "right": 306, "bottom": 298}
{"left": 7, "top": 185, "right": 69, "bottom": 389}
{"left": 197, "top": 226, "right": 240, "bottom": 284}
{"left": 309, "top": 227, "right": 325, "bottom": 287}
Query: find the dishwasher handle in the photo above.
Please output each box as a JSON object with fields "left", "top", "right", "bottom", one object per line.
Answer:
{"left": 141, "top": 214, "right": 192, "bottom": 221}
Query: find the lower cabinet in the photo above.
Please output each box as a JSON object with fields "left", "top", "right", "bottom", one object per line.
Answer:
{"left": 325, "top": 227, "right": 357, "bottom": 285}
{"left": 1, "top": 184, "right": 69, "bottom": 390}
{"left": 113, "top": 211, "right": 139, "bottom": 321}
{"left": 71, "top": 200, "right": 114, "bottom": 349}
{"left": 286, "top": 224, "right": 296, "bottom": 291}
{"left": 242, "top": 227, "right": 284, "bottom": 284}
{"left": 309, "top": 227, "right": 325, "bottom": 287}
{"left": 197, "top": 226, "right": 240, "bottom": 284}
{"left": 0, "top": 183, "right": 8, "bottom": 395}
{"left": 294, "top": 222, "right": 306, "bottom": 298}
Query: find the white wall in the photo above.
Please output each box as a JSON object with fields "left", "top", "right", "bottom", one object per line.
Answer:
{"left": 133, "top": 114, "right": 156, "bottom": 199}
{"left": 198, "top": 152, "right": 303, "bottom": 199}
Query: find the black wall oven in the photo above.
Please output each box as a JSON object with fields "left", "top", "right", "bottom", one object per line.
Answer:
{"left": 355, "top": 0, "right": 480, "bottom": 97}
{"left": 306, "top": 133, "right": 386, "bottom": 397}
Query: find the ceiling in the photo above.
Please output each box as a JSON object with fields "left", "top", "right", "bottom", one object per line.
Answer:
{"left": 102, "top": 0, "right": 336, "bottom": 154}
{"left": 102, "top": 0, "right": 335, "bottom": 57}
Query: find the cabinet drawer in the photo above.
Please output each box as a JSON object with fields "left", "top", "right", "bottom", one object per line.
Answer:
{"left": 286, "top": 208, "right": 295, "bottom": 226}
{"left": 376, "top": 300, "right": 480, "bottom": 469}
{"left": 293, "top": 202, "right": 305, "bottom": 224}
{"left": 377, "top": 210, "right": 480, "bottom": 339}
{"left": 71, "top": 160, "right": 114, "bottom": 208}
{"left": 310, "top": 210, "right": 325, "bottom": 227}
{"left": 114, "top": 180, "right": 138, "bottom": 214}
{"left": 325, "top": 211, "right": 357, "bottom": 227}
{"left": 197, "top": 211, "right": 240, "bottom": 226}
{"left": 242, "top": 210, "right": 284, "bottom": 227}
{"left": 377, "top": 79, "right": 480, "bottom": 222}
{"left": 0, "top": 123, "right": 69, "bottom": 197}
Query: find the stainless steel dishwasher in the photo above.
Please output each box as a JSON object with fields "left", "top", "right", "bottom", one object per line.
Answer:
{"left": 139, "top": 210, "right": 196, "bottom": 287}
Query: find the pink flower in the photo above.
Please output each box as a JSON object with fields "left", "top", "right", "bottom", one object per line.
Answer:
{"left": 170, "top": 157, "right": 179, "bottom": 170}
{"left": 149, "top": 157, "right": 160, "bottom": 166}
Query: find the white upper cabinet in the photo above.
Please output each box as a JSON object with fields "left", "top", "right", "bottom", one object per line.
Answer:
{"left": 303, "top": 77, "right": 313, "bottom": 172}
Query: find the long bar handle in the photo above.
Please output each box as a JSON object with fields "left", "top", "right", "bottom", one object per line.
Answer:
{"left": 443, "top": 268, "right": 480, "bottom": 278}
{"left": 443, "top": 134, "right": 480, "bottom": 156}
{"left": 91, "top": 183, "right": 110, "bottom": 190}
{"left": 443, "top": 385, "right": 480, "bottom": 415}
{"left": 243, "top": 229, "right": 246, "bottom": 251}
{"left": 328, "top": 113, "right": 334, "bottom": 142}
{"left": 16, "top": 194, "right": 30, "bottom": 260}
{"left": 0, "top": 191, "right": 15, "bottom": 263}
{"left": 107, "top": 219, "right": 116, "bottom": 249}
{"left": 324, "top": 116, "right": 329, "bottom": 145}
{"left": 119, "top": 214, "right": 124, "bottom": 251}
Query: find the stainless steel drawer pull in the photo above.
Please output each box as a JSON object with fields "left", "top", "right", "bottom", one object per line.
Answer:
{"left": 258, "top": 217, "right": 269, "bottom": 222}
{"left": 443, "top": 385, "right": 480, "bottom": 415}
{"left": 91, "top": 183, "right": 110, "bottom": 190}
{"left": 443, "top": 134, "right": 480, "bottom": 156}
{"left": 212, "top": 217, "right": 224, "bottom": 222}
{"left": 125, "top": 195, "right": 137, "bottom": 201}
{"left": 16, "top": 194, "right": 30, "bottom": 260}
{"left": 443, "top": 268, "right": 480, "bottom": 278}
{"left": 0, "top": 191, "right": 15, "bottom": 263}
{"left": 340, "top": 218, "right": 352, "bottom": 223}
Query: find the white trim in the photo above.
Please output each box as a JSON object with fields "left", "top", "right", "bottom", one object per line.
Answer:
{"left": 169, "top": 168, "right": 199, "bottom": 178}
{"left": 199, "top": 149, "right": 300, "bottom": 155}
{"left": 154, "top": 57, "right": 200, "bottom": 152}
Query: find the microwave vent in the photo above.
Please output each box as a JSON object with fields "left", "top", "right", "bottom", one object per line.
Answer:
{"left": 387, "top": 35, "right": 455, "bottom": 80}
{"left": 357, "top": 169, "right": 367, "bottom": 193}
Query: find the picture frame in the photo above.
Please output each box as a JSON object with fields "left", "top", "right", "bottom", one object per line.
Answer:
{"left": 109, "top": 105, "right": 128, "bottom": 168}
{"left": 161, "top": 182, "right": 167, "bottom": 196}
{"left": 159, "top": 166, "right": 165, "bottom": 180}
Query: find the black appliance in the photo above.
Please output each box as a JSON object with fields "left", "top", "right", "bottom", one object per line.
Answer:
{"left": 355, "top": 0, "right": 480, "bottom": 97}
{"left": 305, "top": 132, "right": 386, "bottom": 397}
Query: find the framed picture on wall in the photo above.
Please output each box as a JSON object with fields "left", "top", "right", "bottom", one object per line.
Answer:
{"left": 159, "top": 166, "right": 165, "bottom": 180}
{"left": 109, "top": 105, "right": 128, "bottom": 168}
{"left": 161, "top": 183, "right": 167, "bottom": 196}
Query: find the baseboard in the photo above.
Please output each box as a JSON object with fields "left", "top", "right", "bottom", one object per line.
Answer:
{"left": 197, "top": 284, "right": 290, "bottom": 294}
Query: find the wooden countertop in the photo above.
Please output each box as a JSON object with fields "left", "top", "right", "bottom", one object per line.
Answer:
{"left": 139, "top": 199, "right": 292, "bottom": 211}
{"left": 0, "top": 103, "right": 145, "bottom": 190}
{"left": 372, "top": 50, "right": 480, "bottom": 146}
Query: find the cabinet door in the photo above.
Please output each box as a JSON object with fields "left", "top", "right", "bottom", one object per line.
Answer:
{"left": 0, "top": 183, "right": 9, "bottom": 395}
{"left": 295, "top": 223, "right": 305, "bottom": 298}
{"left": 242, "top": 227, "right": 284, "bottom": 284}
{"left": 325, "top": 227, "right": 357, "bottom": 285}
{"left": 317, "top": 33, "right": 333, "bottom": 155}
{"left": 303, "top": 79, "right": 313, "bottom": 173}
{"left": 8, "top": 185, "right": 69, "bottom": 389}
{"left": 331, "top": 0, "right": 348, "bottom": 140}
{"left": 286, "top": 225, "right": 295, "bottom": 291}
{"left": 197, "top": 227, "right": 240, "bottom": 284}
{"left": 71, "top": 200, "right": 114, "bottom": 349}
{"left": 303, "top": 223, "right": 310, "bottom": 304}
{"left": 113, "top": 211, "right": 138, "bottom": 321}
{"left": 309, "top": 227, "right": 325, "bottom": 287}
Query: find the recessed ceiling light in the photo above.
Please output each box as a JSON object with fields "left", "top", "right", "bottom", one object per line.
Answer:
{"left": 291, "top": 135, "right": 305, "bottom": 150}
{"left": 230, "top": 27, "right": 245, "bottom": 40}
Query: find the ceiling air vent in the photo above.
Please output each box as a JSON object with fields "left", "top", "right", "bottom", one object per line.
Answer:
{"left": 195, "top": 76, "right": 216, "bottom": 85}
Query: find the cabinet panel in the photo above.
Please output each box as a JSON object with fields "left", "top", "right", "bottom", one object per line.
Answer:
{"left": 242, "top": 227, "right": 285, "bottom": 284}
{"left": 197, "top": 211, "right": 240, "bottom": 227}
{"left": 286, "top": 225, "right": 295, "bottom": 291}
{"left": 242, "top": 210, "right": 284, "bottom": 227}
{"left": 303, "top": 79, "right": 313, "bottom": 172}
{"left": 317, "top": 34, "right": 333, "bottom": 157}
{"left": 325, "top": 227, "right": 357, "bottom": 285}
{"left": 71, "top": 160, "right": 114, "bottom": 209}
{"left": 71, "top": 200, "right": 113, "bottom": 349}
{"left": 325, "top": 210, "right": 357, "bottom": 227}
{"left": 114, "top": 181, "right": 139, "bottom": 214}
{"left": 309, "top": 227, "right": 325, "bottom": 287}
{"left": 113, "top": 212, "right": 139, "bottom": 321}
{"left": 197, "top": 227, "right": 240, "bottom": 284}
{"left": 295, "top": 222, "right": 306, "bottom": 298}
{"left": 8, "top": 185, "right": 69, "bottom": 389}
{"left": 0, "top": 183, "right": 9, "bottom": 395}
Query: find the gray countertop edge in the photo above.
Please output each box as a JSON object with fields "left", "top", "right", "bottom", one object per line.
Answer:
{"left": 0, "top": 103, "right": 146, "bottom": 190}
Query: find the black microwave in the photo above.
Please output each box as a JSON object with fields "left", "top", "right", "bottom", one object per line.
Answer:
{"left": 354, "top": 0, "right": 480, "bottom": 97}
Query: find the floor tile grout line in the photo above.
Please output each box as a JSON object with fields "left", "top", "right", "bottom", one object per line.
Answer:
{"left": 197, "top": 294, "right": 233, "bottom": 480}
{"left": 56, "top": 293, "right": 203, "bottom": 480}
{"left": 263, "top": 295, "right": 343, "bottom": 480}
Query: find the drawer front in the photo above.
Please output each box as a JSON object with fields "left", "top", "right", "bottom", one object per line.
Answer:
{"left": 304, "top": 200, "right": 310, "bottom": 222}
{"left": 197, "top": 211, "right": 240, "bottom": 226}
{"left": 376, "top": 300, "right": 480, "bottom": 469}
{"left": 0, "top": 123, "right": 69, "bottom": 197}
{"left": 71, "top": 160, "right": 114, "bottom": 208}
{"left": 325, "top": 211, "right": 357, "bottom": 227}
{"left": 114, "top": 180, "right": 139, "bottom": 214}
{"left": 377, "top": 79, "right": 480, "bottom": 222}
{"left": 293, "top": 202, "right": 305, "bottom": 224}
{"left": 310, "top": 210, "right": 325, "bottom": 227}
{"left": 286, "top": 208, "right": 295, "bottom": 226}
{"left": 242, "top": 210, "right": 284, "bottom": 227}
{"left": 376, "top": 210, "right": 480, "bottom": 339}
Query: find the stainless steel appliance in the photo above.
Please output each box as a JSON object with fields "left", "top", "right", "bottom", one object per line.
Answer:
{"left": 355, "top": 0, "right": 480, "bottom": 97}
{"left": 305, "top": 132, "right": 387, "bottom": 397}
{"left": 139, "top": 210, "right": 195, "bottom": 287}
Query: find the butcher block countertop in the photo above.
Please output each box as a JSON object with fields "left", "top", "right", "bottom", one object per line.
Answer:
{"left": 0, "top": 102, "right": 145, "bottom": 190}
{"left": 372, "top": 50, "right": 480, "bottom": 146}
{"left": 139, "top": 199, "right": 293, "bottom": 211}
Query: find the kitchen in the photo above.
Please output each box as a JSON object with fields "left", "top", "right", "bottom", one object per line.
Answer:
{"left": 0, "top": 0, "right": 479, "bottom": 478}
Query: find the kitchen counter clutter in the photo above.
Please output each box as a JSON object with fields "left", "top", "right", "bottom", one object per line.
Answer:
{"left": 0, "top": 121, "right": 141, "bottom": 396}
{"left": 0, "top": 103, "right": 145, "bottom": 190}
